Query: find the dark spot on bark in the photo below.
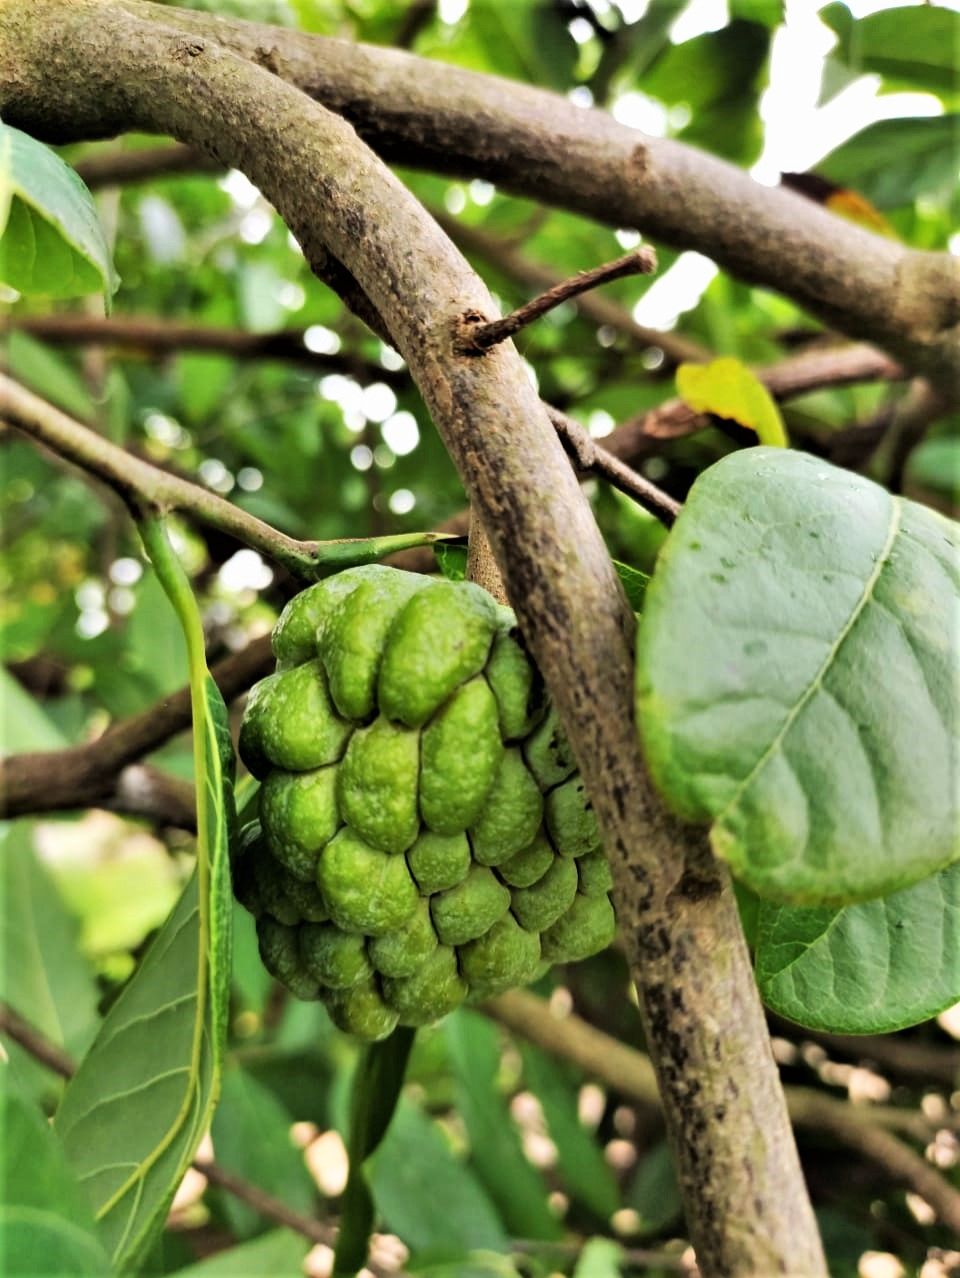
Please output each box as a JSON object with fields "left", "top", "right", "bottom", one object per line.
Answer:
{"left": 172, "top": 37, "right": 206, "bottom": 61}
{"left": 669, "top": 867, "right": 722, "bottom": 905}
{"left": 630, "top": 142, "right": 649, "bottom": 176}
{"left": 255, "top": 44, "right": 283, "bottom": 75}
{"left": 453, "top": 309, "right": 492, "bottom": 355}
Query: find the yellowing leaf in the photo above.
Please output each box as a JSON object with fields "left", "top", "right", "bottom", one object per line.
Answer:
{"left": 675, "top": 357, "right": 788, "bottom": 448}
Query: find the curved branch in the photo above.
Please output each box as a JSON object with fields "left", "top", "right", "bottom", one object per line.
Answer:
{"left": 2, "top": 374, "right": 346, "bottom": 579}
{"left": 3, "top": 313, "right": 406, "bottom": 384}
{"left": 16, "top": 0, "right": 956, "bottom": 392}
{"left": 0, "top": 4, "right": 825, "bottom": 1270}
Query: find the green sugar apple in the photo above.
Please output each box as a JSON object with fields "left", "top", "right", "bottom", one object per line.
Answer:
{"left": 235, "top": 564, "right": 616, "bottom": 1040}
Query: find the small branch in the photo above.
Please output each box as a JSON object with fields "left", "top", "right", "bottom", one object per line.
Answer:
{"left": 0, "top": 1002, "right": 74, "bottom": 1078}
{"left": 4, "top": 314, "right": 406, "bottom": 385}
{"left": 75, "top": 141, "right": 216, "bottom": 187}
{"left": 453, "top": 248, "right": 657, "bottom": 354}
{"left": 484, "top": 990, "right": 960, "bottom": 1233}
{"left": 546, "top": 406, "right": 681, "bottom": 526}
{"left": 0, "top": 635, "right": 273, "bottom": 821}
{"left": 194, "top": 1159, "right": 335, "bottom": 1247}
{"left": 603, "top": 343, "right": 907, "bottom": 462}
{"left": 435, "top": 210, "right": 707, "bottom": 365}
{"left": 769, "top": 1017, "right": 960, "bottom": 1090}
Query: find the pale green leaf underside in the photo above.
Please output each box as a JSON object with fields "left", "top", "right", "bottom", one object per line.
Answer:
{"left": 636, "top": 448, "right": 959, "bottom": 906}
{"left": 0, "top": 123, "right": 117, "bottom": 299}
{"left": 54, "top": 876, "right": 214, "bottom": 1269}
{"left": 755, "top": 861, "right": 960, "bottom": 1033}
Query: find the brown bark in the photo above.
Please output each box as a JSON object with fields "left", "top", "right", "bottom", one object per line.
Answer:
{"left": 8, "top": 0, "right": 953, "bottom": 394}
{"left": 0, "top": 3, "right": 828, "bottom": 1270}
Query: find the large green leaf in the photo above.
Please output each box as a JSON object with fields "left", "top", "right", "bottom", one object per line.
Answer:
{"left": 820, "top": 4, "right": 960, "bottom": 99}
{"left": 1, "top": 1078, "right": 111, "bottom": 1276}
{"left": 54, "top": 876, "right": 214, "bottom": 1267}
{"left": 636, "top": 448, "right": 959, "bottom": 906}
{"left": 54, "top": 518, "right": 235, "bottom": 1270}
{"left": 445, "top": 1012, "right": 560, "bottom": 1242}
{"left": 0, "top": 123, "right": 117, "bottom": 300}
{"left": 817, "top": 114, "right": 960, "bottom": 209}
{"left": 0, "top": 824, "right": 99, "bottom": 1105}
{"left": 755, "top": 862, "right": 960, "bottom": 1034}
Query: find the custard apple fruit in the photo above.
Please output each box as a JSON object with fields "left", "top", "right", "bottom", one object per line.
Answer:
{"left": 235, "top": 565, "right": 616, "bottom": 1040}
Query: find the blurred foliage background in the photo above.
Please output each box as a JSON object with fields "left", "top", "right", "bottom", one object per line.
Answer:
{"left": 2, "top": 1, "right": 958, "bottom": 1275}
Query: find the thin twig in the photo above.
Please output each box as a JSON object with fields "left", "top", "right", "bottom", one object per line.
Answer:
{"left": 4, "top": 314, "right": 406, "bottom": 385}
{"left": 546, "top": 406, "right": 681, "bottom": 526}
{"left": 483, "top": 990, "right": 960, "bottom": 1233}
{"left": 435, "top": 210, "right": 707, "bottom": 365}
{"left": 0, "top": 635, "right": 273, "bottom": 822}
{"left": 453, "top": 248, "right": 657, "bottom": 354}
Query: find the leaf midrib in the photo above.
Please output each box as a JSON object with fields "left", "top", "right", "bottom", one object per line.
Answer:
{"left": 712, "top": 494, "right": 902, "bottom": 842}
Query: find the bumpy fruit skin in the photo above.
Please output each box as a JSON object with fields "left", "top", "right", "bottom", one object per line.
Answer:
{"left": 235, "top": 566, "right": 616, "bottom": 1040}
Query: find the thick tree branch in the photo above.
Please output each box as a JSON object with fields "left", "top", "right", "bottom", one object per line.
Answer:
{"left": 3, "top": 313, "right": 405, "bottom": 384}
{"left": 485, "top": 991, "right": 960, "bottom": 1234}
{"left": 0, "top": 5, "right": 826, "bottom": 1269}
{"left": 15, "top": 0, "right": 955, "bottom": 392}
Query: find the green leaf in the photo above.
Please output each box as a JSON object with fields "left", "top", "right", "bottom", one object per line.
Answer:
{"left": 0, "top": 669, "right": 69, "bottom": 753}
{"left": 906, "top": 435, "right": 960, "bottom": 506}
{"left": 167, "top": 1229, "right": 309, "bottom": 1277}
{"left": 433, "top": 541, "right": 468, "bottom": 582}
{"left": 1, "top": 1078, "right": 111, "bottom": 1276}
{"left": 0, "top": 123, "right": 117, "bottom": 300}
{"left": 519, "top": 1045, "right": 619, "bottom": 1221}
{"left": 0, "top": 824, "right": 99, "bottom": 1105}
{"left": 636, "top": 448, "right": 960, "bottom": 906}
{"left": 368, "top": 1100, "right": 507, "bottom": 1262}
{"left": 211, "top": 1066, "right": 316, "bottom": 1240}
{"left": 820, "top": 3, "right": 960, "bottom": 98}
{"left": 445, "top": 1012, "right": 561, "bottom": 1242}
{"left": 612, "top": 560, "right": 650, "bottom": 613}
{"left": 572, "top": 1238, "right": 624, "bottom": 1278}
{"left": 2, "top": 331, "right": 95, "bottom": 421}
{"left": 817, "top": 115, "right": 960, "bottom": 210}
{"left": 54, "top": 517, "right": 235, "bottom": 1270}
{"left": 642, "top": 20, "right": 772, "bottom": 164}
{"left": 334, "top": 1027, "right": 416, "bottom": 1277}
{"left": 755, "top": 862, "right": 960, "bottom": 1033}
{"left": 54, "top": 876, "right": 214, "bottom": 1268}
{"left": 625, "top": 1142, "right": 683, "bottom": 1238}
{"left": 676, "top": 358, "right": 788, "bottom": 447}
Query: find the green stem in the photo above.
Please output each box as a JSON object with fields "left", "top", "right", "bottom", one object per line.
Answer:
{"left": 333, "top": 1027, "right": 416, "bottom": 1277}
{"left": 137, "top": 514, "right": 211, "bottom": 905}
